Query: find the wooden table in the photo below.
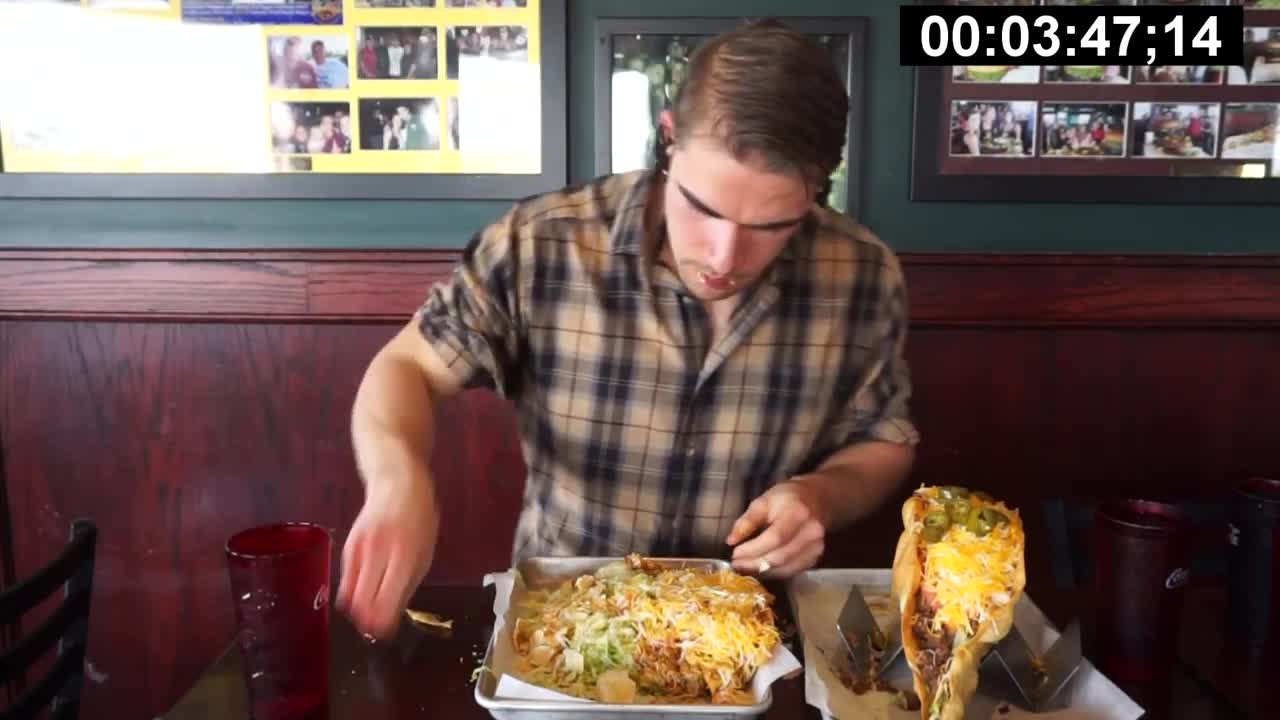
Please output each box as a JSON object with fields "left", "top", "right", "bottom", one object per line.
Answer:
{"left": 160, "top": 584, "right": 1241, "bottom": 720}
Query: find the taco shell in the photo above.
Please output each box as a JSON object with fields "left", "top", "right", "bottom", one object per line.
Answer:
{"left": 891, "top": 486, "right": 1026, "bottom": 720}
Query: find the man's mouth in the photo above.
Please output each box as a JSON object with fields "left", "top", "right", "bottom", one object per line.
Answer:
{"left": 699, "top": 272, "right": 736, "bottom": 291}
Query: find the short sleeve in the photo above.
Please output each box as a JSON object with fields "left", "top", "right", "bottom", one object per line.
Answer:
{"left": 808, "top": 253, "right": 920, "bottom": 467}
{"left": 854, "top": 266, "right": 920, "bottom": 446}
{"left": 414, "top": 206, "right": 524, "bottom": 397}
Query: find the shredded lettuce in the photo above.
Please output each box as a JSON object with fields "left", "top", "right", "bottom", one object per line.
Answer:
{"left": 930, "top": 684, "right": 950, "bottom": 719}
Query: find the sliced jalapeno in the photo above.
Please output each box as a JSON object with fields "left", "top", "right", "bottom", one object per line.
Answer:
{"left": 980, "top": 508, "right": 1009, "bottom": 526}
{"left": 948, "top": 498, "right": 972, "bottom": 524}
{"left": 922, "top": 511, "right": 950, "bottom": 543}
{"left": 922, "top": 524, "right": 947, "bottom": 544}
{"left": 938, "top": 486, "right": 970, "bottom": 500}
{"left": 965, "top": 507, "right": 993, "bottom": 537}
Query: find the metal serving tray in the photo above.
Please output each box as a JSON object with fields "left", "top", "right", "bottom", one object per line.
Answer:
{"left": 474, "top": 556, "right": 775, "bottom": 720}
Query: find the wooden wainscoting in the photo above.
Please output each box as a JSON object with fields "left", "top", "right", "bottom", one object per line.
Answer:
{"left": 2, "top": 249, "right": 1279, "bottom": 720}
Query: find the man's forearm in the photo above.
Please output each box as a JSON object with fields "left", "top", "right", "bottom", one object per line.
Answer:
{"left": 351, "top": 350, "right": 439, "bottom": 500}
{"left": 791, "top": 441, "right": 916, "bottom": 531}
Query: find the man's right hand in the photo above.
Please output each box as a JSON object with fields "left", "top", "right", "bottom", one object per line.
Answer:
{"left": 335, "top": 478, "right": 439, "bottom": 640}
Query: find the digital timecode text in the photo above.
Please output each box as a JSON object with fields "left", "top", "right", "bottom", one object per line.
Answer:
{"left": 900, "top": 6, "right": 1245, "bottom": 67}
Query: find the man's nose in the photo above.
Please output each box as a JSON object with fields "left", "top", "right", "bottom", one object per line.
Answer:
{"left": 705, "top": 221, "right": 741, "bottom": 275}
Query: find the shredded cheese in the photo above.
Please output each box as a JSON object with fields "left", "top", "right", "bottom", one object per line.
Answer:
{"left": 916, "top": 489, "right": 1023, "bottom": 636}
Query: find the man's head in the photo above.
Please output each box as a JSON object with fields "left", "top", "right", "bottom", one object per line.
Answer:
{"left": 311, "top": 40, "right": 326, "bottom": 64}
{"left": 655, "top": 19, "right": 848, "bottom": 302}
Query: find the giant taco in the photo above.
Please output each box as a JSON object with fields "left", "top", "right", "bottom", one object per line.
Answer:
{"left": 890, "top": 486, "right": 1026, "bottom": 720}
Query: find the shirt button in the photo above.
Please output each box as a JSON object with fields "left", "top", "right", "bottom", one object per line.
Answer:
{"left": 685, "top": 444, "right": 696, "bottom": 458}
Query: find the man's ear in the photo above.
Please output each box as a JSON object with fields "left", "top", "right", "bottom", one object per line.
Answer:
{"left": 657, "top": 109, "right": 675, "bottom": 145}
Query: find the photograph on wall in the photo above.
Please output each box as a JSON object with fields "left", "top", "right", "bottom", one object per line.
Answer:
{"left": 1039, "top": 103, "right": 1128, "bottom": 157}
{"left": 453, "top": 25, "right": 538, "bottom": 163}
{"left": 445, "top": 24, "right": 529, "bottom": 79}
{"left": 0, "top": 1, "right": 272, "bottom": 173}
{"left": 87, "top": 0, "right": 172, "bottom": 8}
{"left": 1229, "top": 28, "right": 1280, "bottom": 85}
{"left": 951, "top": 65, "right": 1039, "bottom": 83}
{"left": 1043, "top": 66, "right": 1130, "bottom": 83}
{"left": 1130, "top": 103, "right": 1220, "bottom": 158}
{"left": 269, "top": 34, "right": 349, "bottom": 89}
{"left": 1220, "top": 103, "right": 1278, "bottom": 161}
{"left": 273, "top": 155, "right": 313, "bottom": 171}
{"left": 446, "top": 0, "right": 527, "bottom": 6}
{"left": 446, "top": 96, "right": 459, "bottom": 150}
{"left": 358, "top": 98, "right": 441, "bottom": 151}
{"left": 949, "top": 100, "right": 1037, "bottom": 157}
{"left": 0, "top": 0, "right": 557, "bottom": 191}
{"left": 357, "top": 27, "right": 439, "bottom": 80}
{"left": 1132, "top": 65, "right": 1224, "bottom": 84}
{"left": 271, "top": 101, "right": 351, "bottom": 155}
{"left": 182, "top": 0, "right": 341, "bottom": 25}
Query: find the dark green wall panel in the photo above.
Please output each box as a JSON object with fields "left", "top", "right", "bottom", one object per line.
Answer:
{"left": 0, "top": 199, "right": 509, "bottom": 248}
{"left": 1, "top": 0, "right": 1274, "bottom": 252}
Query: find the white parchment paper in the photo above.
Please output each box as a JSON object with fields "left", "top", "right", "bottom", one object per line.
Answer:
{"left": 482, "top": 569, "right": 803, "bottom": 704}
{"left": 787, "top": 570, "right": 1144, "bottom": 720}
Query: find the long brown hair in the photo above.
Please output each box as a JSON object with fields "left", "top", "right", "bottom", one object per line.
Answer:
{"left": 654, "top": 18, "right": 848, "bottom": 204}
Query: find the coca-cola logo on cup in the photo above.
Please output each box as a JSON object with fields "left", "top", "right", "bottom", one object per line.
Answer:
{"left": 1165, "top": 568, "right": 1190, "bottom": 590}
{"left": 314, "top": 585, "right": 330, "bottom": 611}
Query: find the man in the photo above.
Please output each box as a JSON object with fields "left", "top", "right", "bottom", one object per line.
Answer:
{"left": 337, "top": 19, "right": 918, "bottom": 640}
{"left": 311, "top": 39, "right": 349, "bottom": 89}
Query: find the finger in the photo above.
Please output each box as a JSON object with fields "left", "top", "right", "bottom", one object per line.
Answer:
{"left": 335, "top": 530, "right": 363, "bottom": 612}
{"left": 373, "top": 544, "right": 417, "bottom": 638}
{"left": 348, "top": 531, "right": 390, "bottom": 636}
{"left": 731, "top": 505, "right": 807, "bottom": 564}
{"left": 750, "top": 519, "right": 824, "bottom": 574}
{"left": 767, "top": 536, "right": 825, "bottom": 579}
{"left": 365, "top": 565, "right": 404, "bottom": 639}
{"left": 726, "top": 497, "right": 770, "bottom": 547}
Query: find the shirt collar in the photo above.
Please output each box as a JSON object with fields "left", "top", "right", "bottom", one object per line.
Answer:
{"left": 608, "top": 169, "right": 661, "bottom": 257}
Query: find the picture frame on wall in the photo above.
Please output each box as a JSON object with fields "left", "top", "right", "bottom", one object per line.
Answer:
{"left": 0, "top": 0, "right": 567, "bottom": 200}
{"left": 910, "top": 4, "right": 1280, "bottom": 205}
{"left": 593, "top": 16, "right": 869, "bottom": 220}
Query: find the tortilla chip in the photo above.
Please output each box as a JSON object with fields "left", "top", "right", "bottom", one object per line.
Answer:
{"left": 405, "top": 609, "right": 454, "bottom": 630}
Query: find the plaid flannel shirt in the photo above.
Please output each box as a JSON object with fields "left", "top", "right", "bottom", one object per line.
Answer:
{"left": 415, "top": 169, "right": 919, "bottom": 564}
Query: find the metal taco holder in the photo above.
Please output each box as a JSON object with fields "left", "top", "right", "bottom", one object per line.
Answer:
{"left": 835, "top": 584, "right": 1084, "bottom": 714}
{"left": 474, "top": 556, "right": 779, "bottom": 720}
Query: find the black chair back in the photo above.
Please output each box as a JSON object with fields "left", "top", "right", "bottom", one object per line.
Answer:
{"left": 0, "top": 519, "right": 98, "bottom": 720}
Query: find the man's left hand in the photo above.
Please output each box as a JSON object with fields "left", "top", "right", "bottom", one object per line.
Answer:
{"left": 725, "top": 479, "right": 828, "bottom": 578}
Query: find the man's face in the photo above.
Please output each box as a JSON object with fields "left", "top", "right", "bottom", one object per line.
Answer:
{"left": 662, "top": 132, "right": 812, "bottom": 302}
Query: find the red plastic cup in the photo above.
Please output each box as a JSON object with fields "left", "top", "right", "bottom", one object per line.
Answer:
{"left": 226, "top": 522, "right": 333, "bottom": 720}
{"left": 1226, "top": 477, "right": 1280, "bottom": 656}
{"left": 1091, "top": 499, "right": 1193, "bottom": 684}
